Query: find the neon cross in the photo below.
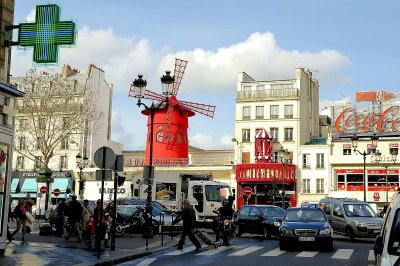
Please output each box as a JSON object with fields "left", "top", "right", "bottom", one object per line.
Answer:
{"left": 18, "top": 4, "right": 76, "bottom": 64}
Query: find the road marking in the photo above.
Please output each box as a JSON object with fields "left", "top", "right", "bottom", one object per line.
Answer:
{"left": 261, "top": 248, "right": 286, "bottom": 256}
{"left": 136, "top": 258, "right": 157, "bottom": 266}
{"left": 228, "top": 246, "right": 263, "bottom": 256}
{"left": 165, "top": 246, "right": 195, "bottom": 255}
{"left": 296, "top": 251, "right": 318, "bottom": 257}
{"left": 196, "top": 245, "right": 235, "bottom": 256}
{"left": 331, "top": 249, "right": 353, "bottom": 260}
{"left": 368, "top": 250, "right": 375, "bottom": 261}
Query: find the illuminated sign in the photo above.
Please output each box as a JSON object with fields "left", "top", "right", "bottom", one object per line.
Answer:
{"left": 124, "top": 158, "right": 189, "bottom": 167}
{"left": 18, "top": 4, "right": 76, "bottom": 64}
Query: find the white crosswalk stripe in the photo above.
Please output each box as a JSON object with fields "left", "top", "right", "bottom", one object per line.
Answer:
{"left": 228, "top": 246, "right": 263, "bottom": 256}
{"left": 296, "top": 251, "right": 318, "bottom": 258}
{"left": 368, "top": 250, "right": 375, "bottom": 261}
{"left": 136, "top": 258, "right": 157, "bottom": 266}
{"left": 136, "top": 241, "right": 162, "bottom": 251}
{"left": 331, "top": 249, "right": 354, "bottom": 260}
{"left": 165, "top": 246, "right": 195, "bottom": 255}
{"left": 261, "top": 248, "right": 286, "bottom": 257}
{"left": 196, "top": 245, "right": 235, "bottom": 256}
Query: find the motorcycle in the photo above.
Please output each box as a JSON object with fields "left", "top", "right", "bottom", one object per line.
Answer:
{"left": 115, "top": 207, "right": 146, "bottom": 237}
{"left": 219, "top": 216, "right": 235, "bottom": 246}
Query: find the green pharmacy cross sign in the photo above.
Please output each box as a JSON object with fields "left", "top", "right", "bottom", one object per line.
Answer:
{"left": 17, "top": 4, "right": 76, "bottom": 64}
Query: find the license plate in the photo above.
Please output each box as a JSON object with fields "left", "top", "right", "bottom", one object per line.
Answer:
{"left": 373, "top": 229, "right": 380, "bottom": 234}
{"left": 299, "top": 237, "right": 315, "bottom": 241}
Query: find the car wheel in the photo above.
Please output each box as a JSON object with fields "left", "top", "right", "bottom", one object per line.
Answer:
{"left": 346, "top": 228, "right": 355, "bottom": 241}
{"left": 235, "top": 226, "right": 243, "bottom": 237}
{"left": 115, "top": 224, "right": 125, "bottom": 237}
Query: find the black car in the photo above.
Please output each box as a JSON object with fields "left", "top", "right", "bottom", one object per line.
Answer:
{"left": 234, "top": 205, "right": 285, "bottom": 239}
{"left": 279, "top": 207, "right": 333, "bottom": 251}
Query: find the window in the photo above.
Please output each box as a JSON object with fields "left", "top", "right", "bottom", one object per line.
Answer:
{"left": 17, "top": 156, "right": 25, "bottom": 169}
{"left": 60, "top": 137, "right": 69, "bottom": 150}
{"left": 250, "top": 207, "right": 261, "bottom": 217}
{"left": 270, "top": 105, "right": 279, "bottom": 119}
{"left": 62, "top": 117, "right": 70, "bottom": 129}
{"left": 270, "top": 128, "right": 278, "bottom": 141}
{"left": 156, "top": 131, "right": 163, "bottom": 142}
{"left": 284, "top": 105, "right": 293, "bottom": 118}
{"left": 18, "top": 136, "right": 27, "bottom": 150}
{"left": 272, "top": 151, "right": 278, "bottom": 163}
{"left": 39, "top": 118, "right": 45, "bottom": 129}
{"left": 284, "top": 128, "right": 293, "bottom": 141}
{"left": 18, "top": 119, "right": 28, "bottom": 130}
{"left": 256, "top": 106, "right": 264, "bottom": 119}
{"left": 242, "top": 106, "right": 251, "bottom": 120}
{"left": 302, "top": 179, "right": 310, "bottom": 193}
{"left": 302, "top": 154, "right": 310, "bottom": 168}
{"left": 60, "top": 155, "right": 68, "bottom": 169}
{"left": 316, "top": 153, "right": 325, "bottom": 168}
{"left": 2, "top": 114, "right": 8, "bottom": 125}
{"left": 343, "top": 148, "right": 352, "bottom": 155}
{"left": 242, "top": 129, "right": 250, "bottom": 143}
{"left": 256, "top": 85, "right": 264, "bottom": 90}
{"left": 34, "top": 156, "right": 42, "bottom": 169}
{"left": 243, "top": 86, "right": 251, "bottom": 92}
{"left": 317, "top": 179, "right": 324, "bottom": 193}
{"left": 333, "top": 204, "right": 343, "bottom": 217}
{"left": 390, "top": 147, "right": 399, "bottom": 156}
{"left": 36, "top": 137, "right": 42, "bottom": 150}
{"left": 239, "top": 206, "right": 251, "bottom": 216}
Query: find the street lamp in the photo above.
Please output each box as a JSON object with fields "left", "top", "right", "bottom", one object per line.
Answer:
{"left": 76, "top": 152, "right": 88, "bottom": 199}
{"left": 374, "top": 150, "right": 397, "bottom": 204}
{"left": 278, "top": 147, "right": 289, "bottom": 209}
{"left": 351, "top": 133, "right": 379, "bottom": 202}
{"left": 131, "top": 71, "right": 174, "bottom": 238}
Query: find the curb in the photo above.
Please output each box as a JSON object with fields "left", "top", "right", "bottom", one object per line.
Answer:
{"left": 80, "top": 240, "right": 178, "bottom": 266}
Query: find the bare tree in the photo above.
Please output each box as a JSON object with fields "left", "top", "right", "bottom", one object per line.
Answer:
{"left": 13, "top": 68, "right": 104, "bottom": 168}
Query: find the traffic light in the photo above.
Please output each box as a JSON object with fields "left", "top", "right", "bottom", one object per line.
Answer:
{"left": 117, "top": 175, "right": 126, "bottom": 187}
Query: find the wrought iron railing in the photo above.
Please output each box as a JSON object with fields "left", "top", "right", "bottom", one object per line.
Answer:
{"left": 237, "top": 88, "right": 299, "bottom": 101}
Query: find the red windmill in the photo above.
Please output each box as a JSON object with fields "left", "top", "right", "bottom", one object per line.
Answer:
{"left": 128, "top": 58, "right": 216, "bottom": 165}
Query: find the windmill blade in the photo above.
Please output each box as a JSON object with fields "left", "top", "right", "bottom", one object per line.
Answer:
{"left": 172, "top": 58, "right": 188, "bottom": 96}
{"left": 178, "top": 100, "right": 216, "bottom": 118}
{"left": 143, "top": 89, "right": 166, "bottom": 102}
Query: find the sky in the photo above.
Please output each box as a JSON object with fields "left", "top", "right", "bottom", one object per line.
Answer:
{"left": 10, "top": 1, "right": 400, "bottom": 151}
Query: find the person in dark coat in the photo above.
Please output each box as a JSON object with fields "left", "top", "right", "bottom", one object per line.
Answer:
{"left": 173, "top": 199, "right": 201, "bottom": 251}
{"left": 94, "top": 199, "right": 106, "bottom": 255}
{"left": 11, "top": 199, "right": 27, "bottom": 243}
{"left": 56, "top": 198, "right": 68, "bottom": 236}
{"left": 65, "top": 195, "right": 83, "bottom": 242}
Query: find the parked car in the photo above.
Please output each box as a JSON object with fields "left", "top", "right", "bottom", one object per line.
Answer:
{"left": 234, "top": 205, "right": 285, "bottom": 239}
{"left": 374, "top": 191, "right": 400, "bottom": 266}
{"left": 320, "top": 197, "right": 383, "bottom": 241}
{"left": 278, "top": 207, "right": 333, "bottom": 251}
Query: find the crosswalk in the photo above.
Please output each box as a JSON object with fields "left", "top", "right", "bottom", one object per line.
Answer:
{"left": 161, "top": 244, "right": 374, "bottom": 260}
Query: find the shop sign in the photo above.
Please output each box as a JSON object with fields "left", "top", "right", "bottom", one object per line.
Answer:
{"left": 334, "top": 106, "right": 400, "bottom": 133}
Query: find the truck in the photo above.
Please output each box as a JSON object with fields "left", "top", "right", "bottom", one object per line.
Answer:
{"left": 132, "top": 171, "right": 233, "bottom": 228}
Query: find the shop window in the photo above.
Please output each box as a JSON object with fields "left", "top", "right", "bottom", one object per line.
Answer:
{"left": 0, "top": 144, "right": 9, "bottom": 236}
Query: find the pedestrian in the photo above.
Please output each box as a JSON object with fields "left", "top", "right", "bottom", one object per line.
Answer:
{"left": 9, "top": 199, "right": 15, "bottom": 222}
{"left": 94, "top": 199, "right": 105, "bottom": 255}
{"left": 173, "top": 199, "right": 202, "bottom": 251}
{"left": 11, "top": 199, "right": 28, "bottom": 243}
{"left": 65, "top": 195, "right": 83, "bottom": 242}
{"left": 56, "top": 198, "right": 68, "bottom": 236}
{"left": 81, "top": 200, "right": 92, "bottom": 230}
{"left": 104, "top": 213, "right": 111, "bottom": 248}
{"left": 83, "top": 216, "right": 95, "bottom": 249}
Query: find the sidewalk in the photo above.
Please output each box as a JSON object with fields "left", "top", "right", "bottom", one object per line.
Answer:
{"left": 1, "top": 221, "right": 179, "bottom": 266}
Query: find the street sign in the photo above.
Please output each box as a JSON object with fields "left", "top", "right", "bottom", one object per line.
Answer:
{"left": 53, "top": 188, "right": 60, "bottom": 197}
{"left": 243, "top": 186, "right": 252, "bottom": 197}
{"left": 96, "top": 169, "right": 112, "bottom": 181}
{"left": 40, "top": 186, "right": 47, "bottom": 193}
{"left": 94, "top": 146, "right": 115, "bottom": 169}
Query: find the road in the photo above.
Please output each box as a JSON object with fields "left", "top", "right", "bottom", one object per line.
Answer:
{"left": 119, "top": 233, "right": 376, "bottom": 266}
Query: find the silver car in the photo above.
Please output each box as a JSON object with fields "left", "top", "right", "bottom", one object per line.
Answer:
{"left": 321, "top": 198, "right": 383, "bottom": 241}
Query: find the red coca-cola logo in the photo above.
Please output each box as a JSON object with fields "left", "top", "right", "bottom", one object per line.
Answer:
{"left": 334, "top": 106, "right": 400, "bottom": 133}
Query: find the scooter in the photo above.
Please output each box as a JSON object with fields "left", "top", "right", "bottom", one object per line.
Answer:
{"left": 115, "top": 208, "right": 145, "bottom": 237}
{"left": 219, "top": 216, "right": 235, "bottom": 246}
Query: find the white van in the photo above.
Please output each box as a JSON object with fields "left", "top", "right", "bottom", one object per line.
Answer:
{"left": 374, "top": 191, "right": 400, "bottom": 266}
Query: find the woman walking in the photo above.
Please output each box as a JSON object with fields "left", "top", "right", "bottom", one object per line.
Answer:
{"left": 11, "top": 199, "right": 28, "bottom": 243}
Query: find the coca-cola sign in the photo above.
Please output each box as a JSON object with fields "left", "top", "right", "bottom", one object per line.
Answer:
{"left": 334, "top": 106, "right": 400, "bottom": 133}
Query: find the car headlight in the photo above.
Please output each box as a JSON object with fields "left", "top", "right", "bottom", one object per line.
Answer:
{"left": 357, "top": 222, "right": 367, "bottom": 227}
{"left": 224, "top": 219, "right": 230, "bottom": 226}
{"left": 274, "top": 221, "right": 281, "bottom": 227}
{"left": 320, "top": 228, "right": 332, "bottom": 235}
{"left": 280, "top": 227, "right": 292, "bottom": 235}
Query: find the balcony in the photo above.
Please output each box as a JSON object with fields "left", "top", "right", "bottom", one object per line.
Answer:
{"left": 237, "top": 88, "right": 299, "bottom": 101}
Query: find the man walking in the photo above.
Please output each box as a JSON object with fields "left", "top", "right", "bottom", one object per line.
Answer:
{"left": 173, "top": 199, "right": 201, "bottom": 251}
{"left": 65, "top": 195, "right": 83, "bottom": 242}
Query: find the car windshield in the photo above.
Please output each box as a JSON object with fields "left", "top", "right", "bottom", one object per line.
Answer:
{"left": 152, "top": 202, "right": 171, "bottom": 213}
{"left": 284, "top": 209, "right": 326, "bottom": 222}
{"left": 389, "top": 209, "right": 400, "bottom": 256}
{"left": 260, "top": 207, "right": 285, "bottom": 217}
{"left": 343, "top": 204, "right": 377, "bottom": 217}
{"left": 205, "top": 185, "right": 231, "bottom": 202}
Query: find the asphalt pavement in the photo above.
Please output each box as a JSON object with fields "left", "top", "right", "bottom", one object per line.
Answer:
{"left": 0, "top": 220, "right": 179, "bottom": 266}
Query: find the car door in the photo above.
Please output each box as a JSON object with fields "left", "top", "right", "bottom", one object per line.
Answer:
{"left": 331, "top": 203, "right": 346, "bottom": 234}
{"left": 249, "top": 207, "right": 262, "bottom": 234}
{"left": 237, "top": 206, "right": 251, "bottom": 232}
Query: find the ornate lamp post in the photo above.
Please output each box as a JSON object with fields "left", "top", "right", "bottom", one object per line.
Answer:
{"left": 76, "top": 152, "right": 88, "bottom": 199}
{"left": 131, "top": 71, "right": 174, "bottom": 238}
{"left": 351, "top": 134, "right": 379, "bottom": 202}
{"left": 374, "top": 150, "right": 397, "bottom": 204}
{"left": 278, "top": 147, "right": 289, "bottom": 208}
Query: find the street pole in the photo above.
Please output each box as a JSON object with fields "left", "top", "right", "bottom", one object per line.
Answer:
{"left": 111, "top": 171, "right": 118, "bottom": 251}
{"left": 363, "top": 153, "right": 367, "bottom": 202}
{"left": 374, "top": 150, "right": 397, "bottom": 205}
{"left": 282, "top": 163, "right": 285, "bottom": 209}
{"left": 385, "top": 166, "right": 388, "bottom": 204}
